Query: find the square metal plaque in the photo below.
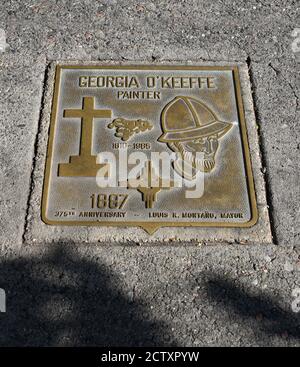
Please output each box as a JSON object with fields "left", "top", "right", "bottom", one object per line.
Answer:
{"left": 42, "top": 65, "right": 258, "bottom": 234}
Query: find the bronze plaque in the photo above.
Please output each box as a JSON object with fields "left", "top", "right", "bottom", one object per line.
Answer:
{"left": 42, "top": 65, "right": 257, "bottom": 234}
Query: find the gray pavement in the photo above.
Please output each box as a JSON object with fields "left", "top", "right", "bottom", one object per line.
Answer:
{"left": 0, "top": 0, "right": 299, "bottom": 346}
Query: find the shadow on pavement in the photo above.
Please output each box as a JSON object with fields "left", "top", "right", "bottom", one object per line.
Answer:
{"left": 0, "top": 244, "right": 177, "bottom": 346}
{"left": 203, "top": 272, "right": 300, "bottom": 340}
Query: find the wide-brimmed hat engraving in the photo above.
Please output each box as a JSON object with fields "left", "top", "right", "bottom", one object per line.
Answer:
{"left": 158, "top": 96, "right": 232, "bottom": 142}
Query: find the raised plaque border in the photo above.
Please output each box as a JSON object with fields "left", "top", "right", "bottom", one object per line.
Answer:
{"left": 41, "top": 64, "right": 258, "bottom": 234}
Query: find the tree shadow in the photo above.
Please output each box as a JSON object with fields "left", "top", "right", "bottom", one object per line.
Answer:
{"left": 203, "top": 272, "right": 300, "bottom": 340}
{"left": 0, "top": 244, "right": 178, "bottom": 346}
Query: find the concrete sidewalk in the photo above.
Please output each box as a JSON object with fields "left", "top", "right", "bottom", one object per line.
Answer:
{"left": 0, "top": 0, "right": 299, "bottom": 346}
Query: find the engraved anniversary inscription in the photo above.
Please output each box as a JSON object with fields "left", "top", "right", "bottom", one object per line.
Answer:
{"left": 42, "top": 65, "right": 257, "bottom": 234}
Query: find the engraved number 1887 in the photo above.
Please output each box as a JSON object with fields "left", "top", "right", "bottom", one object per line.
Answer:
{"left": 90, "top": 193, "right": 128, "bottom": 209}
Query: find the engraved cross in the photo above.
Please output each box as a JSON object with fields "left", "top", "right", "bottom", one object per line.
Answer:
{"left": 58, "top": 96, "right": 112, "bottom": 177}
{"left": 64, "top": 96, "right": 111, "bottom": 159}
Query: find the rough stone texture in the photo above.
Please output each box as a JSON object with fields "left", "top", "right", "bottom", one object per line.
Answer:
{"left": 0, "top": 55, "right": 45, "bottom": 248}
{"left": 0, "top": 0, "right": 299, "bottom": 346}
